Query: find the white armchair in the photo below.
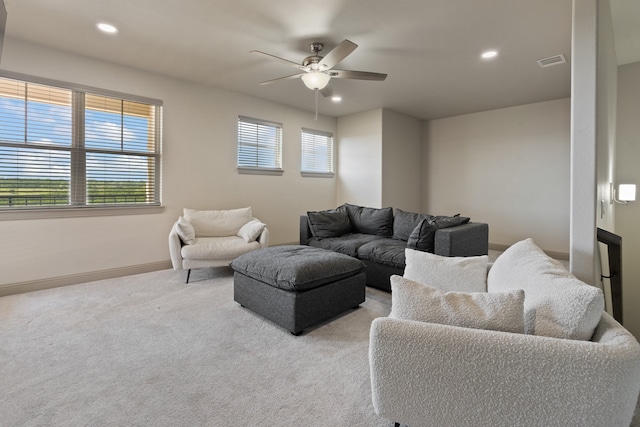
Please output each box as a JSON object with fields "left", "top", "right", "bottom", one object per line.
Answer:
{"left": 370, "top": 313, "right": 640, "bottom": 427}
{"left": 168, "top": 207, "right": 269, "bottom": 282}
{"left": 369, "top": 239, "right": 640, "bottom": 427}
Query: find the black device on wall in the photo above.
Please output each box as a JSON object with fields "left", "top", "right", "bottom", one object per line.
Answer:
{"left": 597, "top": 227, "right": 623, "bottom": 324}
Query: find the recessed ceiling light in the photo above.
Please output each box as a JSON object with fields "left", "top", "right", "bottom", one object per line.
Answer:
{"left": 97, "top": 22, "right": 118, "bottom": 34}
{"left": 481, "top": 50, "right": 498, "bottom": 59}
{"left": 331, "top": 96, "right": 342, "bottom": 102}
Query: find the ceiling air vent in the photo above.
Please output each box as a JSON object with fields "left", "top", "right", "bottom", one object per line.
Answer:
{"left": 537, "top": 54, "right": 567, "bottom": 68}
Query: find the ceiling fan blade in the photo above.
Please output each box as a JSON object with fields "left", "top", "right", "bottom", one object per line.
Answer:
{"left": 330, "top": 70, "right": 387, "bottom": 81}
{"left": 318, "top": 39, "right": 357, "bottom": 70}
{"left": 251, "top": 50, "right": 305, "bottom": 70}
{"left": 259, "top": 74, "right": 304, "bottom": 85}
{"left": 319, "top": 86, "right": 333, "bottom": 98}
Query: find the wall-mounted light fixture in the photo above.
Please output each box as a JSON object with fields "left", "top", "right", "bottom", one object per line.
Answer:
{"left": 611, "top": 183, "right": 636, "bottom": 205}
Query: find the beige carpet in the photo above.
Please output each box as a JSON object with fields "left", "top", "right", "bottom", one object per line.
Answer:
{"left": 0, "top": 267, "right": 394, "bottom": 427}
{"left": 2, "top": 267, "right": 639, "bottom": 426}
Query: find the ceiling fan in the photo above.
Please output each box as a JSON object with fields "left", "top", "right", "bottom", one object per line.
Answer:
{"left": 250, "top": 39, "right": 387, "bottom": 96}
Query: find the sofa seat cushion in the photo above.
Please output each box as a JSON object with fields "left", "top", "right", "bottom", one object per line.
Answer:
{"left": 357, "top": 238, "right": 406, "bottom": 268}
{"left": 230, "top": 245, "right": 365, "bottom": 292}
{"left": 487, "top": 238, "right": 604, "bottom": 341}
{"left": 181, "top": 236, "right": 261, "bottom": 260}
{"left": 308, "top": 233, "right": 384, "bottom": 257}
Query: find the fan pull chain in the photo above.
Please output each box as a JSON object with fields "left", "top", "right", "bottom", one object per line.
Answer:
{"left": 315, "top": 88, "right": 319, "bottom": 120}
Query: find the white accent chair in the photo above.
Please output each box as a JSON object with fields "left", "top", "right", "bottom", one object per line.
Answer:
{"left": 369, "top": 239, "right": 640, "bottom": 427}
{"left": 169, "top": 207, "right": 269, "bottom": 283}
{"left": 370, "top": 312, "right": 640, "bottom": 427}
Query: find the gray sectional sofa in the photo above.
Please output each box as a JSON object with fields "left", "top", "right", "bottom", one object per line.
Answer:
{"left": 300, "top": 204, "right": 489, "bottom": 291}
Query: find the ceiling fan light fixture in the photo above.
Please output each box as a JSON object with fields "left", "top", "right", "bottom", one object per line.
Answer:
{"left": 301, "top": 72, "right": 331, "bottom": 90}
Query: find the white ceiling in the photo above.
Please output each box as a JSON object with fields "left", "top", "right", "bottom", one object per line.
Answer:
{"left": 1, "top": 0, "right": 638, "bottom": 120}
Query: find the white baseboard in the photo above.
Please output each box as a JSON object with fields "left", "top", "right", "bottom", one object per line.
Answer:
{"left": 0, "top": 261, "right": 173, "bottom": 297}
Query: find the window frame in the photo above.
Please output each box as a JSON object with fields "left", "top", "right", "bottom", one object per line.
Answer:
{"left": 0, "top": 70, "right": 163, "bottom": 220}
{"left": 237, "top": 115, "right": 283, "bottom": 176}
{"left": 300, "top": 127, "right": 334, "bottom": 178}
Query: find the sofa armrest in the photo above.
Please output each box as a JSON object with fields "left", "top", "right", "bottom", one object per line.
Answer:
{"left": 434, "top": 222, "right": 488, "bottom": 257}
{"left": 168, "top": 222, "right": 185, "bottom": 270}
{"left": 300, "top": 215, "right": 312, "bottom": 245}
{"left": 257, "top": 226, "right": 270, "bottom": 248}
{"left": 369, "top": 314, "right": 640, "bottom": 427}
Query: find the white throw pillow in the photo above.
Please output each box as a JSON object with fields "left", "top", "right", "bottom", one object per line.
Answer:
{"left": 403, "top": 248, "right": 488, "bottom": 292}
{"left": 183, "top": 207, "right": 252, "bottom": 237}
{"left": 237, "top": 219, "right": 266, "bottom": 243}
{"left": 175, "top": 216, "right": 196, "bottom": 245}
{"left": 389, "top": 275, "right": 525, "bottom": 333}
{"left": 487, "top": 238, "right": 604, "bottom": 340}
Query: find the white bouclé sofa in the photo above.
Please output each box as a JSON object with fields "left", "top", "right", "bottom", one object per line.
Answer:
{"left": 169, "top": 207, "right": 269, "bottom": 282}
{"left": 369, "top": 239, "right": 640, "bottom": 427}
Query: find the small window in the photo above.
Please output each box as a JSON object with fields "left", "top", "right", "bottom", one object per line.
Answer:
{"left": 301, "top": 128, "right": 334, "bottom": 177}
{"left": 237, "top": 116, "right": 283, "bottom": 175}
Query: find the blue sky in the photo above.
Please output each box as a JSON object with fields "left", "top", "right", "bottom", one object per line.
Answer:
{"left": 0, "top": 97, "right": 152, "bottom": 182}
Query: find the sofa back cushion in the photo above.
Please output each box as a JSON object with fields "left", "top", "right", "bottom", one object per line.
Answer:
{"left": 307, "top": 205, "right": 351, "bottom": 239}
{"left": 406, "top": 219, "right": 438, "bottom": 252}
{"left": 431, "top": 214, "right": 470, "bottom": 228}
{"left": 404, "top": 248, "right": 488, "bottom": 292}
{"left": 392, "top": 208, "right": 433, "bottom": 241}
{"left": 184, "top": 207, "right": 252, "bottom": 237}
{"left": 487, "top": 238, "right": 604, "bottom": 341}
{"left": 390, "top": 275, "right": 525, "bottom": 333}
{"left": 345, "top": 203, "right": 393, "bottom": 236}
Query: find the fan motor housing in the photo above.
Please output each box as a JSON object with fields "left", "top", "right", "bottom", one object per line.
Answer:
{"left": 302, "top": 43, "right": 324, "bottom": 69}
{"left": 303, "top": 55, "right": 323, "bottom": 68}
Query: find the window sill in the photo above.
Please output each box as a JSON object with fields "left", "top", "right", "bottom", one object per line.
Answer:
{"left": 301, "top": 171, "right": 335, "bottom": 178}
{"left": 237, "top": 167, "right": 284, "bottom": 176}
{"left": 0, "top": 205, "right": 165, "bottom": 221}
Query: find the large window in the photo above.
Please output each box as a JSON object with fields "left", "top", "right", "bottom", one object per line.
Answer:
{"left": 0, "top": 73, "right": 162, "bottom": 211}
{"left": 237, "top": 116, "right": 282, "bottom": 175}
{"left": 301, "top": 128, "right": 334, "bottom": 177}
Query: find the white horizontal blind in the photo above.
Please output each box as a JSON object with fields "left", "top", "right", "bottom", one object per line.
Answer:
{"left": 0, "top": 79, "right": 73, "bottom": 206}
{"left": 84, "top": 94, "right": 160, "bottom": 205}
{"left": 237, "top": 116, "right": 282, "bottom": 170}
{"left": 0, "top": 75, "right": 162, "bottom": 209}
{"left": 301, "top": 128, "right": 333, "bottom": 174}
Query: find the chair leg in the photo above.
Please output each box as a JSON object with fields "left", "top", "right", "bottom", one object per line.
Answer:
{"left": 186, "top": 269, "right": 191, "bottom": 283}
{"left": 394, "top": 423, "right": 400, "bottom": 427}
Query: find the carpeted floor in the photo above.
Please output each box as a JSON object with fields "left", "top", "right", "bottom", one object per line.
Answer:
{"left": 1, "top": 267, "right": 639, "bottom": 427}
{"left": 0, "top": 267, "right": 394, "bottom": 427}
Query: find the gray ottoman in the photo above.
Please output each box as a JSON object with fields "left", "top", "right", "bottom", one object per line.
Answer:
{"left": 230, "top": 245, "right": 366, "bottom": 335}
